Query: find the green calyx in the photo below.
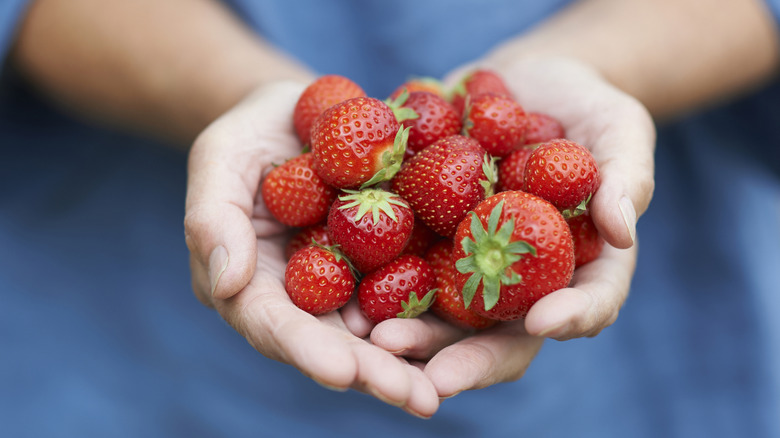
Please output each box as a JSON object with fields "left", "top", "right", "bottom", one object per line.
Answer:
{"left": 561, "top": 194, "right": 592, "bottom": 220}
{"left": 455, "top": 200, "right": 537, "bottom": 311}
{"left": 480, "top": 153, "right": 498, "bottom": 198}
{"left": 360, "top": 126, "right": 410, "bottom": 189}
{"left": 338, "top": 188, "right": 407, "bottom": 225}
{"left": 384, "top": 89, "right": 420, "bottom": 123}
{"left": 397, "top": 289, "right": 438, "bottom": 319}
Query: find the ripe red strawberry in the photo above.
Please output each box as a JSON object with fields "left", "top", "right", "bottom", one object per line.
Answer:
{"left": 388, "top": 77, "right": 446, "bottom": 101}
{"left": 523, "top": 112, "right": 566, "bottom": 145}
{"left": 496, "top": 145, "right": 538, "bottom": 192}
{"left": 567, "top": 212, "right": 604, "bottom": 267}
{"left": 285, "top": 223, "right": 332, "bottom": 260}
{"left": 451, "top": 69, "right": 512, "bottom": 116}
{"left": 261, "top": 153, "right": 338, "bottom": 227}
{"left": 293, "top": 75, "right": 366, "bottom": 145}
{"left": 391, "top": 135, "right": 497, "bottom": 238}
{"left": 285, "top": 244, "right": 356, "bottom": 315}
{"left": 358, "top": 254, "right": 437, "bottom": 324}
{"left": 327, "top": 188, "right": 414, "bottom": 274}
{"left": 523, "top": 139, "right": 601, "bottom": 217}
{"left": 395, "top": 91, "right": 462, "bottom": 155}
{"left": 463, "top": 92, "right": 528, "bottom": 157}
{"left": 311, "top": 97, "right": 408, "bottom": 189}
{"left": 400, "top": 219, "right": 439, "bottom": 257}
{"left": 425, "top": 240, "right": 497, "bottom": 330}
{"left": 453, "top": 191, "right": 575, "bottom": 321}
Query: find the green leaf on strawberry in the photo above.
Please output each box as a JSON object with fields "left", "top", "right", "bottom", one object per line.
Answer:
{"left": 337, "top": 188, "right": 409, "bottom": 224}
{"left": 397, "top": 288, "right": 438, "bottom": 319}
{"left": 360, "top": 126, "right": 410, "bottom": 189}
{"left": 480, "top": 153, "right": 498, "bottom": 198}
{"left": 384, "top": 89, "right": 421, "bottom": 123}
{"left": 455, "top": 200, "right": 536, "bottom": 311}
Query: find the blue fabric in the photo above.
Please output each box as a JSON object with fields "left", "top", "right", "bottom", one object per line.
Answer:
{"left": 766, "top": 0, "right": 780, "bottom": 30}
{"left": 0, "top": 0, "right": 28, "bottom": 67}
{"left": 1, "top": 1, "right": 780, "bottom": 437}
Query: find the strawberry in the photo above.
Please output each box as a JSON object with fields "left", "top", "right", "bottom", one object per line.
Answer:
{"left": 425, "top": 240, "right": 497, "bottom": 330}
{"left": 327, "top": 188, "right": 414, "bottom": 274}
{"left": 451, "top": 69, "right": 512, "bottom": 116}
{"left": 496, "top": 144, "right": 538, "bottom": 192}
{"left": 311, "top": 97, "right": 408, "bottom": 189}
{"left": 357, "top": 254, "right": 437, "bottom": 324}
{"left": 400, "top": 219, "right": 439, "bottom": 257}
{"left": 391, "top": 135, "right": 497, "bottom": 238}
{"left": 523, "top": 112, "right": 566, "bottom": 145}
{"left": 523, "top": 139, "right": 601, "bottom": 217}
{"left": 567, "top": 211, "right": 604, "bottom": 267}
{"left": 453, "top": 191, "right": 575, "bottom": 321}
{"left": 293, "top": 75, "right": 366, "bottom": 145}
{"left": 463, "top": 92, "right": 528, "bottom": 157}
{"left": 285, "top": 244, "right": 356, "bottom": 315}
{"left": 392, "top": 91, "right": 462, "bottom": 155}
{"left": 261, "top": 153, "right": 338, "bottom": 227}
{"left": 285, "top": 223, "right": 332, "bottom": 260}
{"left": 388, "top": 77, "right": 446, "bottom": 101}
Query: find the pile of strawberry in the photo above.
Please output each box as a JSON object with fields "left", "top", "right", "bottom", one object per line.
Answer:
{"left": 262, "top": 70, "right": 604, "bottom": 330}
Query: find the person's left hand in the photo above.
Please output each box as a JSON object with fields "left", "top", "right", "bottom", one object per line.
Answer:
{"left": 368, "top": 56, "right": 654, "bottom": 399}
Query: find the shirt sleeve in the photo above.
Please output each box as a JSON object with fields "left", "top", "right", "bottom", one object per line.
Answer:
{"left": 0, "top": 1, "right": 30, "bottom": 68}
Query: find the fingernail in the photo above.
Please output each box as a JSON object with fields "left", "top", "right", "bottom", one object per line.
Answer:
{"left": 618, "top": 196, "right": 637, "bottom": 245}
{"left": 312, "top": 378, "right": 349, "bottom": 393}
{"left": 537, "top": 321, "right": 570, "bottom": 338}
{"left": 438, "top": 391, "right": 461, "bottom": 401}
{"left": 368, "top": 386, "right": 404, "bottom": 407}
{"left": 402, "top": 406, "right": 432, "bottom": 420}
{"left": 209, "top": 245, "right": 229, "bottom": 297}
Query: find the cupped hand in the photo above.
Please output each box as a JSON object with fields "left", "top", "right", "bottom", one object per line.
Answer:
{"left": 183, "top": 81, "right": 440, "bottom": 418}
{"left": 370, "top": 55, "right": 655, "bottom": 398}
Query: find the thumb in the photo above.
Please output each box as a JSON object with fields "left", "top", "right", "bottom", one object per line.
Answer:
{"left": 184, "top": 197, "right": 258, "bottom": 301}
{"left": 184, "top": 81, "right": 308, "bottom": 300}
{"left": 588, "top": 93, "right": 656, "bottom": 249}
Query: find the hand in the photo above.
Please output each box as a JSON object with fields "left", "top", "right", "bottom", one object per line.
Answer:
{"left": 183, "top": 81, "right": 440, "bottom": 418}
{"left": 369, "top": 56, "right": 655, "bottom": 398}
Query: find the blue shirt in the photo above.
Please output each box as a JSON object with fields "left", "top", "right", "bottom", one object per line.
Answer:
{"left": 1, "top": 1, "right": 780, "bottom": 437}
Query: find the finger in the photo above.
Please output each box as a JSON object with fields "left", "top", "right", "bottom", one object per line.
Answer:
{"left": 184, "top": 82, "right": 305, "bottom": 300}
{"left": 524, "top": 243, "right": 636, "bottom": 340}
{"left": 216, "top": 277, "right": 361, "bottom": 390}
{"left": 216, "top": 242, "right": 421, "bottom": 404}
{"left": 370, "top": 314, "right": 468, "bottom": 359}
{"left": 424, "top": 321, "right": 544, "bottom": 398}
{"left": 585, "top": 92, "right": 655, "bottom": 249}
{"left": 189, "top": 253, "right": 213, "bottom": 308}
{"left": 400, "top": 362, "right": 440, "bottom": 419}
{"left": 347, "top": 342, "right": 415, "bottom": 407}
{"left": 340, "top": 298, "right": 374, "bottom": 339}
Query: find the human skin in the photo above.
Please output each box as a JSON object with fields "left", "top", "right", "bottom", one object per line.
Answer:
{"left": 9, "top": 0, "right": 780, "bottom": 418}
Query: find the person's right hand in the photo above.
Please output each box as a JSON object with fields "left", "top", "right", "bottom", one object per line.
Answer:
{"left": 183, "top": 81, "right": 440, "bottom": 418}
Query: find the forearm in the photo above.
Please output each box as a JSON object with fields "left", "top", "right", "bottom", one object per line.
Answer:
{"left": 484, "top": 0, "right": 780, "bottom": 119}
{"left": 10, "top": 0, "right": 313, "bottom": 146}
